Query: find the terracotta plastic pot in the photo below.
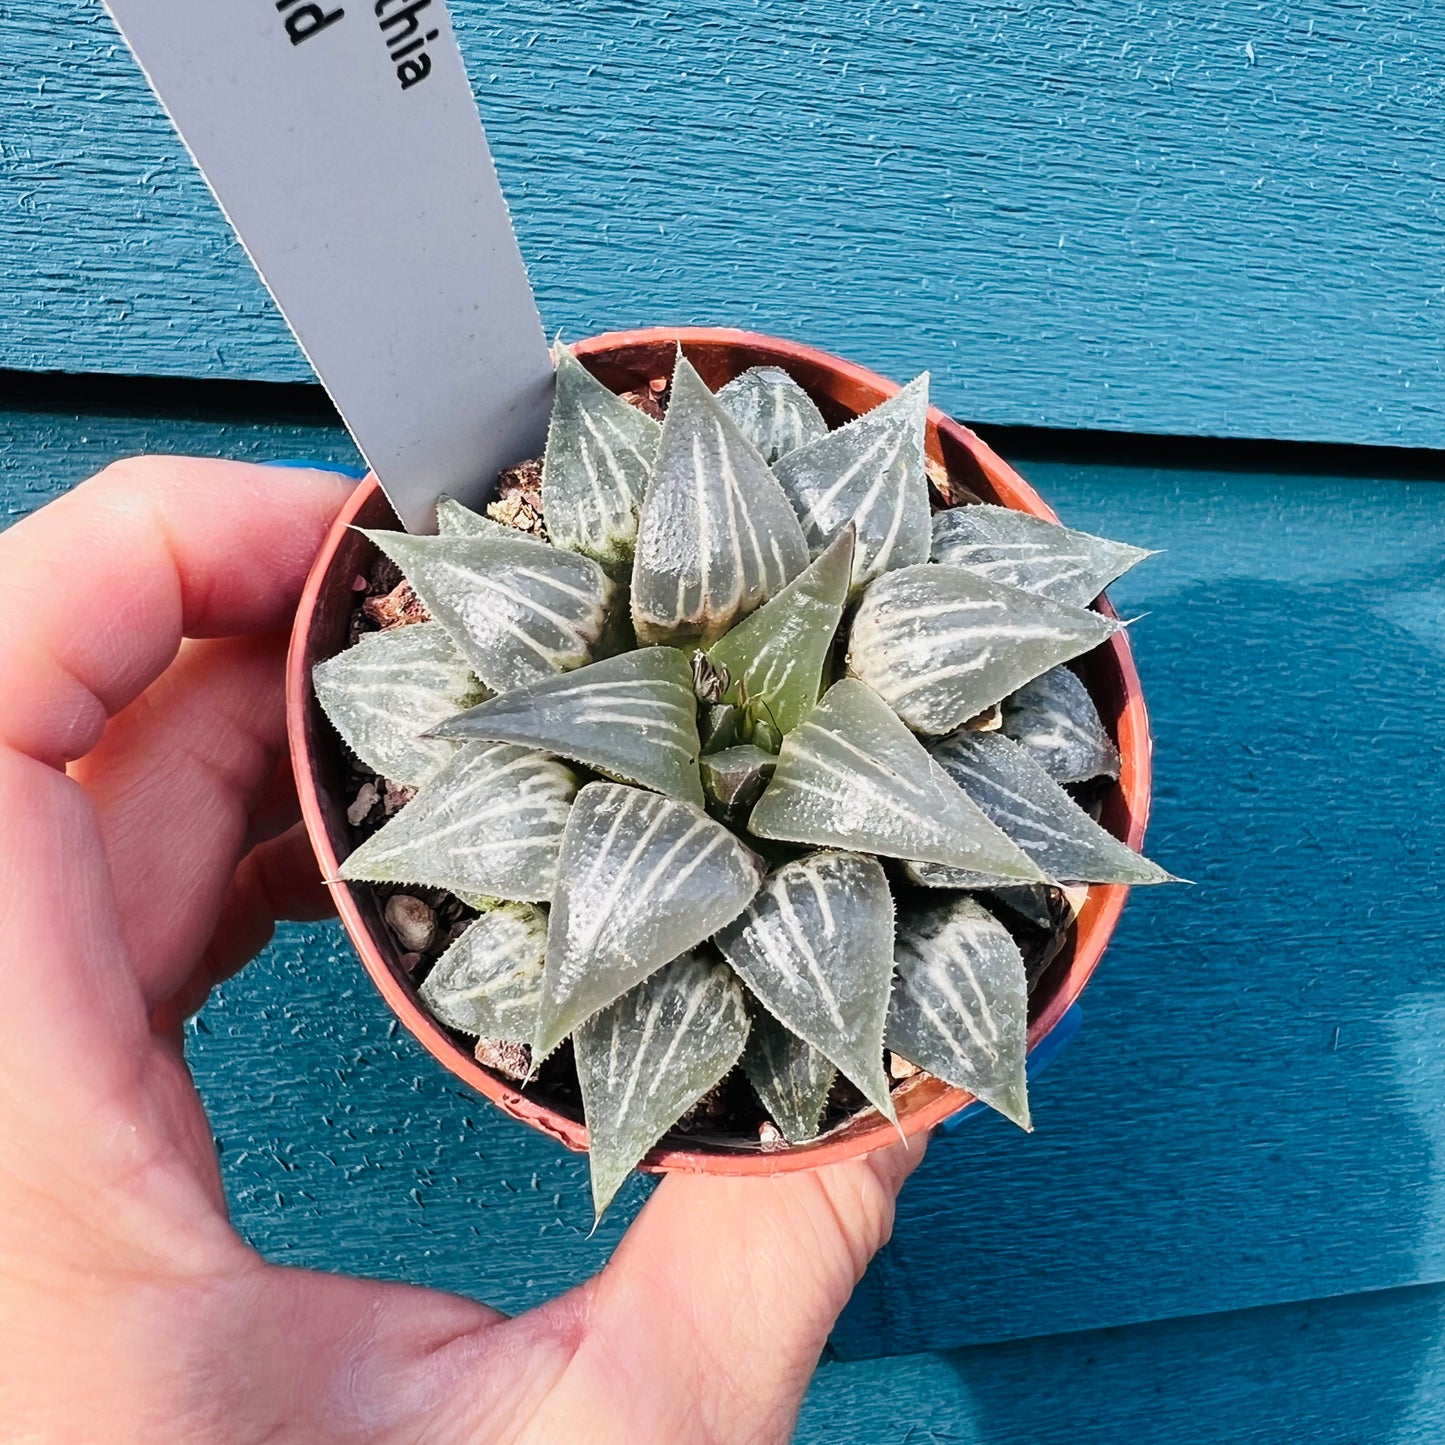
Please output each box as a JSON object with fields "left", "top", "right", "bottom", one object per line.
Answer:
{"left": 287, "top": 326, "right": 1153, "bottom": 1178}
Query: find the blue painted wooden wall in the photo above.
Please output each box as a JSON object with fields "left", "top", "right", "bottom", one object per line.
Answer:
{"left": 4, "top": 0, "right": 1443, "bottom": 445}
{"left": 6, "top": 1, "right": 1445, "bottom": 1437}
{"left": 5, "top": 383, "right": 1445, "bottom": 1439}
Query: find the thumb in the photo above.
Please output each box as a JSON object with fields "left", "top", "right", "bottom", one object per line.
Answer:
{"left": 563, "top": 1138, "right": 926, "bottom": 1444}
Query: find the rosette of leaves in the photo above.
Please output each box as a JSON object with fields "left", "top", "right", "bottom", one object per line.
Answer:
{"left": 315, "top": 343, "right": 1175, "bottom": 1217}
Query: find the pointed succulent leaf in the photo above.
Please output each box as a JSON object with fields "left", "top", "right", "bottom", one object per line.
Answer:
{"left": 931, "top": 731, "right": 1172, "bottom": 885}
{"left": 312, "top": 623, "right": 485, "bottom": 790}
{"left": 931, "top": 503, "right": 1153, "bottom": 606}
{"left": 699, "top": 745, "right": 776, "bottom": 811}
{"left": 434, "top": 496, "right": 490, "bottom": 536}
{"left": 542, "top": 344, "right": 661, "bottom": 574}
{"left": 700, "top": 702, "right": 743, "bottom": 753}
{"left": 715, "top": 365, "right": 828, "bottom": 462}
{"left": 888, "top": 896, "right": 1031, "bottom": 1129}
{"left": 630, "top": 354, "right": 809, "bottom": 646}
{"left": 902, "top": 857, "right": 1038, "bottom": 891}
{"left": 418, "top": 901, "right": 547, "bottom": 1039}
{"left": 576, "top": 954, "right": 750, "bottom": 1218}
{"left": 1000, "top": 666, "right": 1120, "bottom": 783}
{"left": 360, "top": 525, "right": 616, "bottom": 694}
{"left": 430, "top": 647, "right": 703, "bottom": 806}
{"left": 340, "top": 743, "right": 577, "bottom": 903}
{"left": 706, "top": 526, "right": 854, "bottom": 735}
{"left": 715, "top": 851, "right": 896, "bottom": 1121}
{"left": 535, "top": 782, "right": 765, "bottom": 1057}
{"left": 748, "top": 680, "right": 1045, "bottom": 880}
{"left": 742, "top": 1011, "right": 837, "bottom": 1144}
{"left": 772, "top": 374, "right": 930, "bottom": 593}
{"left": 848, "top": 563, "right": 1120, "bottom": 735}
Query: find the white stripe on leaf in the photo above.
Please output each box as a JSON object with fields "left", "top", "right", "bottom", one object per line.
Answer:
{"left": 716, "top": 851, "right": 896, "bottom": 1122}
{"left": 748, "top": 679, "right": 1046, "bottom": 881}
{"left": 418, "top": 901, "right": 548, "bottom": 1040}
{"left": 931, "top": 504, "right": 1153, "bottom": 606}
{"left": 928, "top": 731, "right": 1174, "bottom": 885}
{"left": 630, "top": 354, "right": 808, "bottom": 646}
{"left": 534, "top": 782, "right": 764, "bottom": 1058}
{"left": 772, "top": 374, "right": 931, "bottom": 595}
{"left": 716, "top": 365, "right": 828, "bottom": 463}
{"left": 888, "top": 896, "right": 1031, "bottom": 1129}
{"left": 360, "top": 523, "right": 616, "bottom": 695}
{"left": 340, "top": 743, "right": 577, "bottom": 903}
{"left": 575, "top": 954, "right": 750, "bottom": 1218}
{"left": 542, "top": 344, "right": 661, "bottom": 575}
{"left": 312, "top": 622, "right": 485, "bottom": 789}
{"left": 1001, "top": 665, "right": 1120, "bottom": 783}
{"left": 429, "top": 647, "right": 703, "bottom": 806}
{"left": 847, "top": 563, "right": 1120, "bottom": 735}
{"left": 742, "top": 1011, "right": 837, "bottom": 1144}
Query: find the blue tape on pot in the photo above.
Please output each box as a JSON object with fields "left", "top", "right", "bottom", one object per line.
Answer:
{"left": 936, "top": 1004, "right": 1083, "bottom": 1135}
{"left": 265, "top": 459, "right": 369, "bottom": 478}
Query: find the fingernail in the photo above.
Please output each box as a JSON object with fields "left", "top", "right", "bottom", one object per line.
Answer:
{"left": 264, "top": 458, "right": 368, "bottom": 479}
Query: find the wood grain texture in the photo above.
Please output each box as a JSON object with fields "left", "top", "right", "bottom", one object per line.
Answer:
{"left": 805, "top": 1283, "right": 1445, "bottom": 1444}
{"left": 5, "top": 0, "right": 1443, "bottom": 447}
{"left": 834, "top": 450, "right": 1445, "bottom": 1354}
{"left": 5, "top": 394, "right": 1445, "bottom": 1363}
{"left": 0, "top": 384, "right": 361, "bottom": 525}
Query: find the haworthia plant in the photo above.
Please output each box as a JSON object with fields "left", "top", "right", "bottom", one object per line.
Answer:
{"left": 772, "top": 374, "right": 931, "bottom": 594}
{"left": 888, "top": 896, "right": 1032, "bottom": 1129}
{"left": 312, "top": 622, "right": 484, "bottom": 789}
{"left": 931, "top": 503, "right": 1154, "bottom": 606}
{"left": 928, "top": 731, "right": 1173, "bottom": 886}
{"left": 340, "top": 743, "right": 577, "bottom": 902}
{"left": 361, "top": 524, "right": 616, "bottom": 694}
{"left": 715, "top": 851, "right": 897, "bottom": 1122}
{"left": 430, "top": 647, "right": 703, "bottom": 807}
{"left": 418, "top": 902, "right": 547, "bottom": 1040}
{"left": 748, "top": 679, "right": 1046, "bottom": 881}
{"left": 848, "top": 563, "right": 1120, "bottom": 735}
{"left": 716, "top": 365, "right": 829, "bottom": 462}
{"left": 575, "top": 954, "right": 750, "bottom": 1216}
{"left": 542, "top": 344, "right": 661, "bottom": 574}
{"left": 534, "top": 781, "right": 764, "bottom": 1059}
{"left": 315, "top": 345, "right": 1175, "bottom": 1217}
{"left": 1000, "top": 665, "right": 1121, "bottom": 784}
{"left": 742, "top": 1011, "right": 837, "bottom": 1145}
{"left": 630, "top": 355, "right": 808, "bottom": 646}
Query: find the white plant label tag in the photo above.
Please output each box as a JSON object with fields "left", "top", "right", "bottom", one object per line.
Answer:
{"left": 102, "top": 0, "right": 554, "bottom": 532}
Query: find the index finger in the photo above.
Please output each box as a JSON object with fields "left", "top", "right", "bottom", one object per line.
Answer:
{"left": 0, "top": 456, "right": 353, "bottom": 767}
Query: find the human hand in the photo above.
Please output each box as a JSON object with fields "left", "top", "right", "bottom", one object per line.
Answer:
{"left": 0, "top": 458, "right": 924, "bottom": 1445}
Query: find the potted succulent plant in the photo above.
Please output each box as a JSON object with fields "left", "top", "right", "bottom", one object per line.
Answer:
{"left": 287, "top": 327, "right": 1172, "bottom": 1218}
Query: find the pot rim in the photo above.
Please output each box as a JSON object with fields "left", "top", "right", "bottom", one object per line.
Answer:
{"left": 286, "top": 324, "right": 1153, "bottom": 1177}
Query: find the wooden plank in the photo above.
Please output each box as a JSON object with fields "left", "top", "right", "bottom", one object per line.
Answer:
{"left": 803, "top": 1283, "right": 1445, "bottom": 1444}
{"left": 833, "top": 446, "right": 1445, "bottom": 1354}
{"left": 6, "top": 391, "right": 1445, "bottom": 1350}
{"left": 0, "top": 378, "right": 361, "bottom": 525}
{"left": 4, "top": 0, "right": 1442, "bottom": 447}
